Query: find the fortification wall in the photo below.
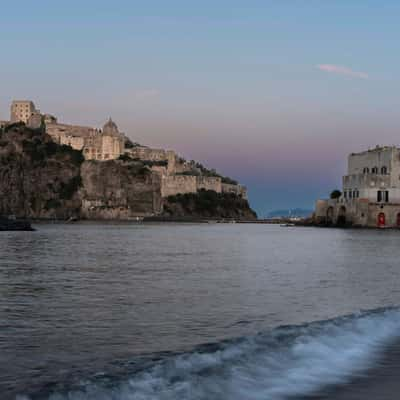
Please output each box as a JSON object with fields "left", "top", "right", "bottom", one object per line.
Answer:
{"left": 128, "top": 147, "right": 168, "bottom": 161}
{"left": 161, "top": 175, "right": 197, "bottom": 197}
{"left": 127, "top": 147, "right": 178, "bottom": 174}
{"left": 196, "top": 176, "right": 222, "bottom": 193}
{"left": 222, "top": 183, "right": 247, "bottom": 199}
{"left": 59, "top": 135, "right": 85, "bottom": 150}
{"left": 174, "top": 160, "right": 192, "bottom": 174}
{"left": 46, "top": 122, "right": 98, "bottom": 142}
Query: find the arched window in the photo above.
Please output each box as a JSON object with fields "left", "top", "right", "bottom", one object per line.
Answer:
{"left": 372, "top": 166, "right": 378, "bottom": 174}
{"left": 363, "top": 167, "right": 370, "bottom": 174}
{"left": 381, "top": 166, "right": 388, "bottom": 175}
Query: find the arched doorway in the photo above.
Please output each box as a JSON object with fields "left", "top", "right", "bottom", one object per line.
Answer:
{"left": 378, "top": 212, "right": 386, "bottom": 228}
{"left": 326, "top": 207, "right": 334, "bottom": 225}
{"left": 396, "top": 213, "right": 400, "bottom": 227}
{"left": 337, "top": 206, "right": 346, "bottom": 226}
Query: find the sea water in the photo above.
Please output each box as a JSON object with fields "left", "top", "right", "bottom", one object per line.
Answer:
{"left": 2, "top": 223, "right": 400, "bottom": 399}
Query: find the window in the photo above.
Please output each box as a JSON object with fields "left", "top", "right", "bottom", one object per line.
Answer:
{"left": 349, "top": 191, "right": 352, "bottom": 199}
{"left": 381, "top": 166, "right": 388, "bottom": 174}
{"left": 363, "top": 167, "right": 370, "bottom": 174}
{"left": 377, "top": 190, "right": 389, "bottom": 202}
{"left": 344, "top": 191, "right": 347, "bottom": 199}
{"left": 372, "top": 167, "right": 378, "bottom": 174}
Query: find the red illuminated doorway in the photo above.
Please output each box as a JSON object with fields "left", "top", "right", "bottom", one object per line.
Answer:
{"left": 378, "top": 213, "right": 386, "bottom": 228}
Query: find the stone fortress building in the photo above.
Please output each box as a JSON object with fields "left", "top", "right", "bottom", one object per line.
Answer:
{"left": 10, "top": 100, "right": 39, "bottom": 124}
{"left": 315, "top": 146, "right": 400, "bottom": 228}
{"left": 3, "top": 100, "right": 247, "bottom": 202}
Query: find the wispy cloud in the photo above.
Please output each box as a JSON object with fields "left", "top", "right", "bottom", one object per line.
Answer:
{"left": 316, "top": 64, "right": 368, "bottom": 79}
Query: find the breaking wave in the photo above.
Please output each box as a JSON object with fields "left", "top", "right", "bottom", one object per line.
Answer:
{"left": 19, "top": 307, "right": 400, "bottom": 400}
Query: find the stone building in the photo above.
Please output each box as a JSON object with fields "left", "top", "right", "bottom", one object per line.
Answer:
{"left": 10, "top": 100, "right": 40, "bottom": 124}
{"left": 46, "top": 117, "right": 125, "bottom": 161}
{"left": 315, "top": 146, "right": 400, "bottom": 227}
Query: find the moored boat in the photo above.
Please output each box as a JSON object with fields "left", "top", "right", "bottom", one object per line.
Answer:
{"left": 0, "top": 216, "right": 35, "bottom": 231}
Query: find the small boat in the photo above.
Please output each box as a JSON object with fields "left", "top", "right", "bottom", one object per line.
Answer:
{"left": 0, "top": 216, "right": 35, "bottom": 231}
{"left": 280, "top": 223, "right": 295, "bottom": 227}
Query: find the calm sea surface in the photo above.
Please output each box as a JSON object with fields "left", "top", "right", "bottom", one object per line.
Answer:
{"left": 2, "top": 223, "right": 400, "bottom": 399}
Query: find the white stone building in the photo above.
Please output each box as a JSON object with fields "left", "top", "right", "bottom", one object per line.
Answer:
{"left": 315, "top": 146, "right": 400, "bottom": 227}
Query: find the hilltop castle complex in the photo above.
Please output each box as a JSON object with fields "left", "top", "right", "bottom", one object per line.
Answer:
{"left": 1, "top": 100, "right": 247, "bottom": 202}
{"left": 315, "top": 146, "right": 400, "bottom": 228}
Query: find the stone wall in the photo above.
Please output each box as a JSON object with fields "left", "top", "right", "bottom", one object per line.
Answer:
{"left": 161, "top": 175, "right": 197, "bottom": 197}
{"left": 46, "top": 122, "right": 97, "bottom": 142}
{"left": 161, "top": 175, "right": 246, "bottom": 199}
{"left": 313, "top": 197, "right": 400, "bottom": 227}
{"left": 367, "top": 203, "right": 400, "bottom": 227}
{"left": 196, "top": 176, "right": 222, "bottom": 193}
{"left": 60, "top": 135, "right": 86, "bottom": 151}
{"left": 222, "top": 183, "right": 247, "bottom": 199}
{"left": 348, "top": 147, "right": 396, "bottom": 175}
{"left": 127, "top": 147, "right": 177, "bottom": 174}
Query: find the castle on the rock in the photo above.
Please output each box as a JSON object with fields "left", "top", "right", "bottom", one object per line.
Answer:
{"left": 9, "top": 100, "right": 125, "bottom": 161}
{"left": 315, "top": 146, "right": 400, "bottom": 228}
{"left": 2, "top": 100, "right": 247, "bottom": 200}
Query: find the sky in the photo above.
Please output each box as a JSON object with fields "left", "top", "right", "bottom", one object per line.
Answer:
{"left": 1, "top": 1, "right": 400, "bottom": 216}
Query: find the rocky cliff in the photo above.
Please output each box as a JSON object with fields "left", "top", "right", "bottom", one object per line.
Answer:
{"left": 0, "top": 124, "right": 256, "bottom": 220}
{"left": 0, "top": 123, "right": 83, "bottom": 219}
{"left": 80, "top": 160, "right": 161, "bottom": 219}
{"left": 0, "top": 124, "right": 161, "bottom": 219}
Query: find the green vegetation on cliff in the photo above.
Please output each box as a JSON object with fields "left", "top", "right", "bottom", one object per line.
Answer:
{"left": 164, "top": 189, "right": 257, "bottom": 220}
{"left": 176, "top": 161, "right": 238, "bottom": 185}
{"left": 0, "top": 124, "right": 84, "bottom": 219}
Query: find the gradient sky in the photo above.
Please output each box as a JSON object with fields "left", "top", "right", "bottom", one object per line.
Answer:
{"left": 2, "top": 1, "right": 400, "bottom": 216}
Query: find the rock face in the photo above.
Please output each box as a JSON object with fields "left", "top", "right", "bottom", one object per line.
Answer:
{"left": 80, "top": 161, "right": 162, "bottom": 219}
{"left": 0, "top": 124, "right": 161, "bottom": 219}
{"left": 0, "top": 123, "right": 83, "bottom": 219}
{"left": 0, "top": 124, "right": 256, "bottom": 220}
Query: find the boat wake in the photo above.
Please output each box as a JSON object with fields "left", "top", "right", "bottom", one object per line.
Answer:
{"left": 18, "top": 307, "right": 400, "bottom": 400}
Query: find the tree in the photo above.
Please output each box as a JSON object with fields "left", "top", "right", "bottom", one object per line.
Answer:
{"left": 330, "top": 189, "right": 342, "bottom": 199}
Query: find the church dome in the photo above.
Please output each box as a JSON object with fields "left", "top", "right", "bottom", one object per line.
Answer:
{"left": 102, "top": 117, "right": 119, "bottom": 136}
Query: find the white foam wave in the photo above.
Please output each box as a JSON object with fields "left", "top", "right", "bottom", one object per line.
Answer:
{"left": 19, "top": 308, "right": 400, "bottom": 400}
